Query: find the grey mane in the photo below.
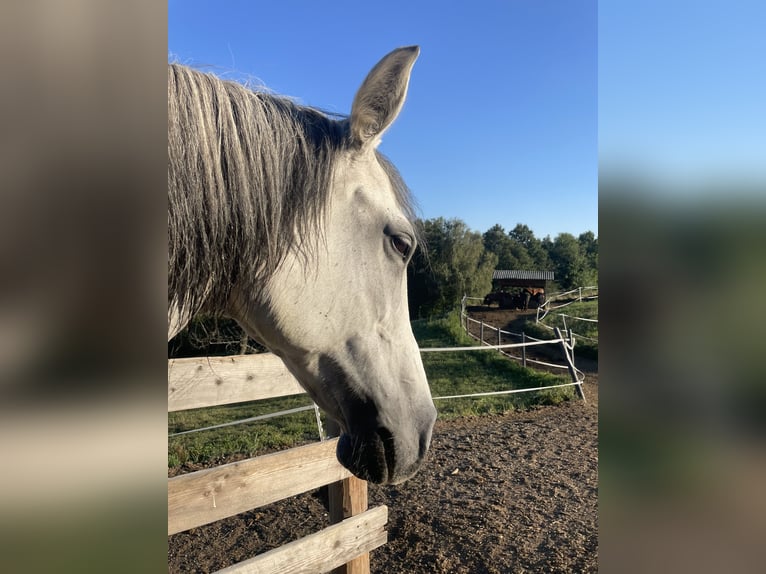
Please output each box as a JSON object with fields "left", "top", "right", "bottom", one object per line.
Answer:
{"left": 168, "top": 63, "right": 418, "bottom": 320}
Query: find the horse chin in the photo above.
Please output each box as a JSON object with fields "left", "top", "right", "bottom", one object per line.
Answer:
{"left": 336, "top": 429, "right": 391, "bottom": 485}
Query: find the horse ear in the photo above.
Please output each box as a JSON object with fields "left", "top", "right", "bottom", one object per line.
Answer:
{"left": 350, "top": 46, "right": 419, "bottom": 149}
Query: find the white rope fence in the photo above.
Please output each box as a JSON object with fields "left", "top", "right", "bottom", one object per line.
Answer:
{"left": 461, "top": 299, "right": 580, "bottom": 369}
{"left": 460, "top": 296, "right": 587, "bottom": 401}
{"left": 432, "top": 380, "right": 584, "bottom": 401}
{"left": 536, "top": 286, "right": 598, "bottom": 323}
{"left": 541, "top": 285, "right": 599, "bottom": 304}
{"left": 473, "top": 325, "right": 583, "bottom": 378}
{"left": 419, "top": 338, "right": 566, "bottom": 353}
{"left": 169, "top": 405, "right": 317, "bottom": 437}
{"left": 534, "top": 317, "right": 598, "bottom": 340}
{"left": 531, "top": 286, "right": 598, "bottom": 343}
{"left": 462, "top": 315, "right": 572, "bottom": 371}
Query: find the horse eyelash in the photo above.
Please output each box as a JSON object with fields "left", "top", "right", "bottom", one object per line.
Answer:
{"left": 391, "top": 235, "right": 411, "bottom": 258}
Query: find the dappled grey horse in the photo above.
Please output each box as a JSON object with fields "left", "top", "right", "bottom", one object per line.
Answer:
{"left": 168, "top": 47, "right": 436, "bottom": 484}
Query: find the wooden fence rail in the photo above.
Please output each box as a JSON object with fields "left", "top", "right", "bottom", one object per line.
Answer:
{"left": 168, "top": 353, "right": 385, "bottom": 574}
{"left": 216, "top": 506, "right": 388, "bottom": 574}
{"left": 168, "top": 354, "right": 305, "bottom": 412}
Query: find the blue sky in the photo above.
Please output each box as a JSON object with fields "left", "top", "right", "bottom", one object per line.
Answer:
{"left": 169, "top": 0, "right": 597, "bottom": 240}
{"left": 599, "top": 1, "right": 766, "bottom": 192}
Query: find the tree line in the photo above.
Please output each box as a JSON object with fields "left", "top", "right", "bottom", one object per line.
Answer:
{"left": 407, "top": 218, "right": 598, "bottom": 318}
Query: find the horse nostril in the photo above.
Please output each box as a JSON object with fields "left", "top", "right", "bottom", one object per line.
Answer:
{"left": 376, "top": 427, "right": 397, "bottom": 479}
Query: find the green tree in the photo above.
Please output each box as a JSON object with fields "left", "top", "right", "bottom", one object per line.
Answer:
{"left": 409, "top": 218, "right": 497, "bottom": 317}
{"left": 507, "top": 237, "right": 534, "bottom": 270}
{"left": 484, "top": 223, "right": 556, "bottom": 271}
{"left": 578, "top": 230, "right": 599, "bottom": 280}
{"left": 483, "top": 224, "right": 517, "bottom": 269}
{"left": 508, "top": 223, "right": 537, "bottom": 247}
{"left": 509, "top": 223, "right": 551, "bottom": 270}
{"left": 548, "top": 232, "right": 589, "bottom": 290}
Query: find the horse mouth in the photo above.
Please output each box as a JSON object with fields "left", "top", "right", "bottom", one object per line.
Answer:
{"left": 336, "top": 427, "right": 398, "bottom": 485}
{"left": 309, "top": 354, "right": 432, "bottom": 485}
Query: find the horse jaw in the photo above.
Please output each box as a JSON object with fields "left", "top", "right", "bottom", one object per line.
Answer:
{"left": 228, "top": 279, "right": 437, "bottom": 486}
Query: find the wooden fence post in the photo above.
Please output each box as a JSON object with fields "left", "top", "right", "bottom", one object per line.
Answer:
{"left": 323, "top": 413, "right": 369, "bottom": 574}
{"left": 555, "top": 327, "right": 586, "bottom": 402}
{"left": 329, "top": 476, "right": 370, "bottom": 574}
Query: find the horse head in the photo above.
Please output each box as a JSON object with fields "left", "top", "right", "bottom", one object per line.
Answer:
{"left": 227, "top": 47, "right": 436, "bottom": 484}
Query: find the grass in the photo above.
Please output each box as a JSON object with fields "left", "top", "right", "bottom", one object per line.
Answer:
{"left": 414, "top": 312, "right": 574, "bottom": 418}
{"left": 168, "top": 311, "right": 575, "bottom": 470}
{"left": 168, "top": 395, "right": 324, "bottom": 469}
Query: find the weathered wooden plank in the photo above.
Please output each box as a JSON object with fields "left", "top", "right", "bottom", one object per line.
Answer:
{"left": 329, "top": 476, "right": 370, "bottom": 574}
{"left": 168, "top": 353, "right": 305, "bottom": 412}
{"left": 214, "top": 506, "right": 388, "bottom": 574}
{"left": 168, "top": 439, "right": 352, "bottom": 535}
{"left": 329, "top": 476, "right": 368, "bottom": 523}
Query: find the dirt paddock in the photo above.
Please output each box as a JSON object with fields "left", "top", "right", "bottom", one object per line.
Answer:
{"left": 168, "top": 308, "right": 598, "bottom": 573}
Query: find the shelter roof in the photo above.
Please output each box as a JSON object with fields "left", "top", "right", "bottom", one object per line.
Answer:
{"left": 492, "top": 270, "right": 554, "bottom": 281}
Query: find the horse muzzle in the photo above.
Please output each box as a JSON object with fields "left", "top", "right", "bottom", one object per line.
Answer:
{"left": 336, "top": 413, "right": 435, "bottom": 485}
{"left": 295, "top": 349, "right": 437, "bottom": 484}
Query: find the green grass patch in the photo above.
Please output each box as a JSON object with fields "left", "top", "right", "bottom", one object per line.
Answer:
{"left": 415, "top": 313, "right": 574, "bottom": 418}
{"left": 534, "top": 299, "right": 598, "bottom": 359}
{"left": 168, "top": 395, "right": 325, "bottom": 469}
{"left": 169, "top": 311, "right": 575, "bottom": 470}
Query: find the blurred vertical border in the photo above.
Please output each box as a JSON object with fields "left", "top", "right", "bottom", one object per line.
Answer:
{"left": 600, "top": 1, "right": 766, "bottom": 572}
{"left": 1, "top": 1, "right": 765, "bottom": 572}
{"left": 0, "top": 2, "right": 167, "bottom": 572}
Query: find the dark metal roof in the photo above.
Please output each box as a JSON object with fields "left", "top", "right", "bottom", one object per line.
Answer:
{"left": 492, "top": 270, "right": 554, "bottom": 281}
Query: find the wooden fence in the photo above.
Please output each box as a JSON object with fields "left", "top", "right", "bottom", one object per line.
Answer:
{"left": 168, "top": 353, "right": 387, "bottom": 574}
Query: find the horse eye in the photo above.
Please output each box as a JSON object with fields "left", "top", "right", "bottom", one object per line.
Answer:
{"left": 391, "top": 235, "right": 411, "bottom": 258}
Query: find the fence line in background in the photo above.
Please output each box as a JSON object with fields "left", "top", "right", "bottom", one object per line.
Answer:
{"left": 560, "top": 315, "right": 598, "bottom": 323}
{"left": 544, "top": 285, "right": 599, "bottom": 303}
{"left": 462, "top": 308, "right": 573, "bottom": 368}
{"left": 462, "top": 316, "right": 570, "bottom": 370}
{"left": 419, "top": 338, "right": 565, "bottom": 352}
{"left": 534, "top": 320, "right": 599, "bottom": 343}
{"left": 432, "top": 380, "right": 583, "bottom": 401}
{"left": 460, "top": 296, "right": 586, "bottom": 401}
{"left": 168, "top": 404, "right": 317, "bottom": 437}
{"left": 535, "top": 286, "right": 598, "bottom": 328}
